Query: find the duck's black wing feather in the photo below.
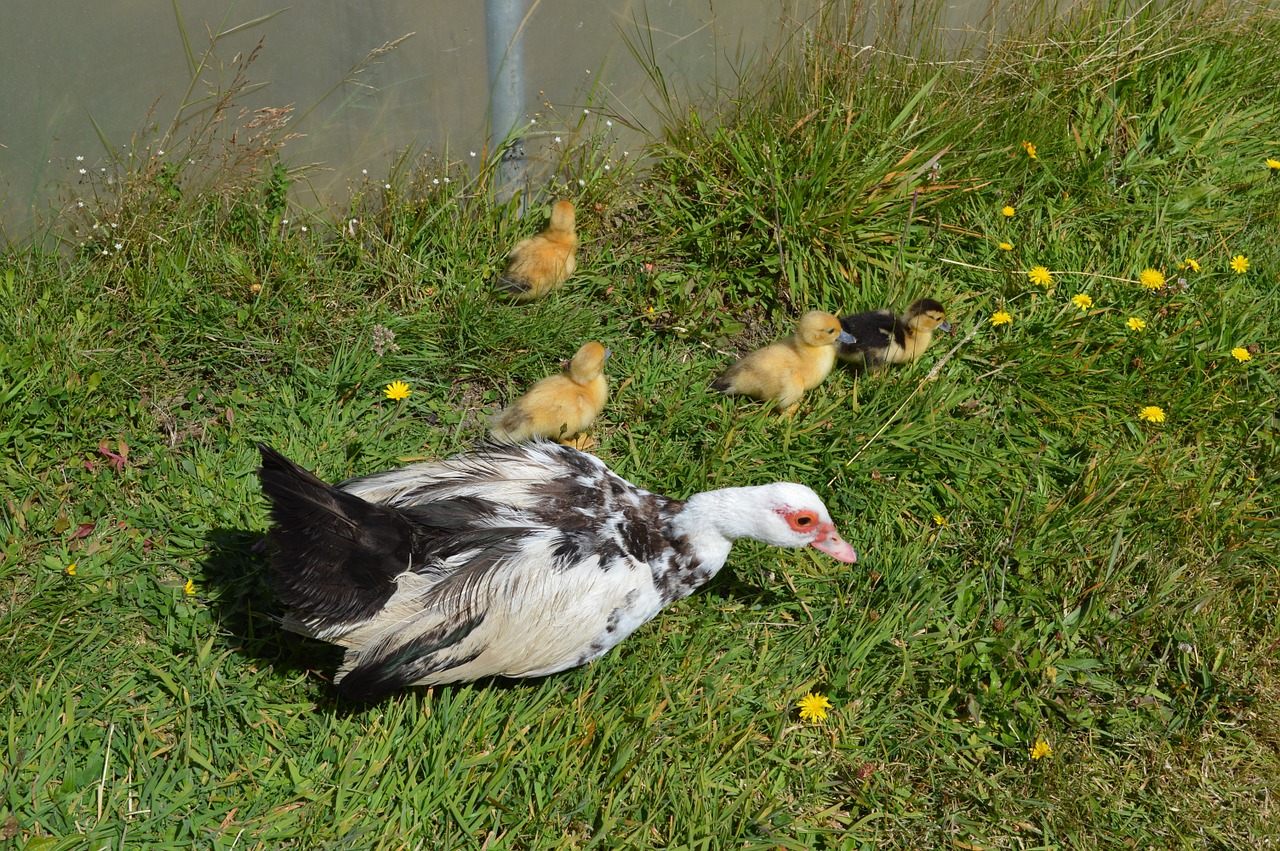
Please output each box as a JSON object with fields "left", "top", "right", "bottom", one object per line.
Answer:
{"left": 258, "top": 444, "right": 421, "bottom": 627}
{"left": 257, "top": 444, "right": 525, "bottom": 631}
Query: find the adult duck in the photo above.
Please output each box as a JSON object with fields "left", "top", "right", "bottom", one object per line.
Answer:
{"left": 257, "top": 441, "right": 857, "bottom": 700}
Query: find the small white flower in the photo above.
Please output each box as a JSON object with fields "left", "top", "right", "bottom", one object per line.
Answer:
{"left": 583, "top": 108, "right": 589, "bottom": 114}
{"left": 606, "top": 120, "right": 613, "bottom": 127}
{"left": 101, "top": 248, "right": 109, "bottom": 255}
{"left": 301, "top": 226, "right": 308, "bottom": 232}
{"left": 443, "top": 177, "right": 450, "bottom": 183}
{"left": 577, "top": 178, "right": 585, "bottom": 186}
{"left": 281, "top": 219, "right": 289, "bottom": 225}
{"left": 555, "top": 136, "right": 562, "bottom": 143}
{"left": 77, "top": 201, "right": 85, "bottom": 208}
{"left": 604, "top": 164, "right": 611, "bottom": 170}
{"left": 110, "top": 222, "right": 117, "bottom": 228}
{"left": 75, "top": 155, "right": 84, "bottom": 162}
{"left": 362, "top": 168, "right": 368, "bottom": 175}
{"left": 432, "top": 178, "right": 439, "bottom": 185}
{"left": 470, "top": 150, "right": 477, "bottom": 157}
{"left": 384, "top": 183, "right": 391, "bottom": 189}
{"left": 188, "top": 159, "right": 194, "bottom": 164}
{"left": 92, "top": 223, "right": 99, "bottom": 230}
{"left": 114, "top": 242, "right": 123, "bottom": 250}
{"left": 529, "top": 118, "right": 536, "bottom": 124}
{"left": 157, "top": 149, "right": 164, "bottom": 156}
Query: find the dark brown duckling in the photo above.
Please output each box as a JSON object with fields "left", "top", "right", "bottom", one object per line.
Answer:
{"left": 837, "top": 298, "right": 951, "bottom": 371}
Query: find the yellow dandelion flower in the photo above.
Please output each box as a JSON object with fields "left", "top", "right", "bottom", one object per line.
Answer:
{"left": 797, "top": 692, "right": 833, "bottom": 724}
{"left": 65, "top": 562, "right": 78, "bottom": 577}
{"left": 932, "top": 514, "right": 949, "bottom": 527}
{"left": 1267, "top": 158, "right": 1280, "bottom": 171}
{"left": 183, "top": 578, "right": 196, "bottom": 596}
{"left": 1022, "top": 140, "right": 1038, "bottom": 159}
{"left": 1126, "top": 317, "right": 1146, "bottom": 332}
{"left": 1139, "top": 268, "right": 1165, "bottom": 290}
{"left": 384, "top": 380, "right": 411, "bottom": 401}
{"left": 1139, "top": 405, "right": 1166, "bottom": 424}
{"left": 1001, "top": 205, "right": 1015, "bottom": 217}
{"left": 1230, "top": 254, "right": 1249, "bottom": 274}
{"left": 990, "top": 310, "right": 1013, "bottom": 326}
{"left": 1231, "top": 347, "right": 1252, "bottom": 363}
{"left": 1030, "top": 739, "right": 1053, "bottom": 760}
{"left": 1028, "top": 266, "right": 1053, "bottom": 286}
{"left": 1071, "top": 293, "right": 1093, "bottom": 311}
{"left": 1178, "top": 258, "right": 1200, "bottom": 273}
{"left": 998, "top": 242, "right": 1013, "bottom": 251}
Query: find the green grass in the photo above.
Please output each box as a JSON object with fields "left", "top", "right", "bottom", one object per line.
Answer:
{"left": 3, "top": 0, "right": 1280, "bottom": 847}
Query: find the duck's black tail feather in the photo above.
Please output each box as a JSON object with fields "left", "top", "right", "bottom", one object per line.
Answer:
{"left": 257, "top": 444, "right": 414, "bottom": 628}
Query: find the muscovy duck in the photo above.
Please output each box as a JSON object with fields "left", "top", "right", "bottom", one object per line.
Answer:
{"left": 257, "top": 441, "right": 856, "bottom": 700}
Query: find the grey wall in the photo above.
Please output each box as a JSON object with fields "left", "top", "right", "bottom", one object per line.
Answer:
{"left": 0, "top": 0, "right": 815, "bottom": 237}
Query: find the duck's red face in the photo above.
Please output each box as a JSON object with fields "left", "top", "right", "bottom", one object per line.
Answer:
{"left": 777, "top": 507, "right": 858, "bottom": 563}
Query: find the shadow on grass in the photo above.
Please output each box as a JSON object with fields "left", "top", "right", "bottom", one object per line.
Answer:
{"left": 199, "top": 528, "right": 344, "bottom": 695}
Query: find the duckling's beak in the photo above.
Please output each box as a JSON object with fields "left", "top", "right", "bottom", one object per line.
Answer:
{"left": 810, "top": 523, "right": 858, "bottom": 563}
{"left": 836, "top": 330, "right": 857, "bottom": 345}
{"left": 939, "top": 320, "right": 953, "bottom": 333}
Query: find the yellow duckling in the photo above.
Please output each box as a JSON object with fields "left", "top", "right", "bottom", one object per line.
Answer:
{"left": 495, "top": 200, "right": 579, "bottom": 301}
{"left": 491, "top": 341, "right": 610, "bottom": 446}
{"left": 711, "top": 311, "right": 856, "bottom": 413}
{"left": 836, "top": 298, "right": 952, "bottom": 371}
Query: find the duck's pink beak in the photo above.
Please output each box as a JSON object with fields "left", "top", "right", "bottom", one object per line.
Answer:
{"left": 811, "top": 524, "right": 858, "bottom": 563}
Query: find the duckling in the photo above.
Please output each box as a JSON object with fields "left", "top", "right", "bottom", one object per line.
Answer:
{"left": 490, "top": 341, "right": 609, "bottom": 447}
{"left": 495, "top": 200, "right": 579, "bottom": 301}
{"left": 711, "top": 310, "right": 857, "bottom": 413}
{"left": 837, "top": 298, "right": 952, "bottom": 371}
{"left": 257, "top": 441, "right": 858, "bottom": 700}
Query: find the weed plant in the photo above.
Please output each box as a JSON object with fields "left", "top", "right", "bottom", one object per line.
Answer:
{"left": 2, "top": 0, "right": 1278, "bottom": 848}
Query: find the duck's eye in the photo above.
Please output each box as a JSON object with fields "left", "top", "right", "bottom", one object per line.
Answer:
{"left": 788, "top": 511, "right": 818, "bottom": 531}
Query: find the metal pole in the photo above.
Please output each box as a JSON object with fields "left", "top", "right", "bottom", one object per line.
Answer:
{"left": 485, "top": 0, "right": 528, "bottom": 211}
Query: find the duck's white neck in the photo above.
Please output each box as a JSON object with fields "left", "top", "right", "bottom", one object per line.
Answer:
{"left": 671, "top": 486, "right": 784, "bottom": 569}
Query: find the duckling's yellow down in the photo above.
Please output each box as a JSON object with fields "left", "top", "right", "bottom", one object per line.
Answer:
{"left": 711, "top": 311, "right": 854, "bottom": 411}
{"left": 496, "top": 200, "right": 579, "bottom": 301}
{"left": 491, "top": 341, "right": 609, "bottom": 444}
